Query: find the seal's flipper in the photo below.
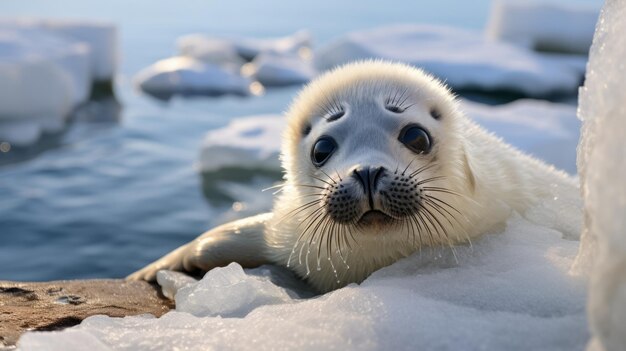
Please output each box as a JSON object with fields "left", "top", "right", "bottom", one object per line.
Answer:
{"left": 127, "top": 213, "right": 273, "bottom": 281}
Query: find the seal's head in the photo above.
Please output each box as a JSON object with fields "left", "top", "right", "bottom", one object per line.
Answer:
{"left": 271, "top": 61, "right": 479, "bottom": 291}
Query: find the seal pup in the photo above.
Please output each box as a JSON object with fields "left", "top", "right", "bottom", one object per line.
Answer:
{"left": 128, "top": 61, "right": 580, "bottom": 293}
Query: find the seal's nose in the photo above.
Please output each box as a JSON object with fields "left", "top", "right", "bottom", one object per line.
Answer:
{"left": 352, "top": 166, "right": 385, "bottom": 208}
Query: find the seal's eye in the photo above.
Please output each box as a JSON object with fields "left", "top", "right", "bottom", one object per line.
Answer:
{"left": 399, "top": 125, "right": 431, "bottom": 154}
{"left": 311, "top": 137, "right": 337, "bottom": 166}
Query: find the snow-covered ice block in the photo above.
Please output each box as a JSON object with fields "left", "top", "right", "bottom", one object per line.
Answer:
{"left": 316, "top": 25, "right": 586, "bottom": 97}
{"left": 178, "top": 30, "right": 312, "bottom": 62}
{"left": 199, "top": 114, "right": 284, "bottom": 173}
{"left": 486, "top": 0, "right": 599, "bottom": 55}
{"left": 0, "top": 19, "right": 117, "bottom": 81}
{"left": 574, "top": 0, "right": 626, "bottom": 350}
{"left": 462, "top": 99, "right": 579, "bottom": 174}
{"left": 17, "top": 215, "right": 587, "bottom": 350}
{"left": 242, "top": 51, "right": 316, "bottom": 87}
{"left": 134, "top": 56, "right": 253, "bottom": 99}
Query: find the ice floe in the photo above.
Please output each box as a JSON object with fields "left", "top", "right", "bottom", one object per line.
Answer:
{"left": 178, "top": 30, "right": 312, "bottom": 62}
{"left": 574, "top": 0, "right": 626, "bottom": 350}
{"left": 137, "top": 31, "right": 313, "bottom": 98}
{"left": 134, "top": 56, "right": 255, "bottom": 100}
{"left": 242, "top": 51, "right": 315, "bottom": 87}
{"left": 486, "top": 0, "right": 599, "bottom": 55}
{"left": 198, "top": 114, "right": 284, "bottom": 173}
{"left": 0, "top": 19, "right": 117, "bottom": 146}
{"left": 17, "top": 213, "right": 587, "bottom": 350}
{"left": 316, "top": 25, "right": 586, "bottom": 97}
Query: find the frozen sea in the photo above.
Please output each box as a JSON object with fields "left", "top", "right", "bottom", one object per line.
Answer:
{"left": 0, "top": 0, "right": 599, "bottom": 281}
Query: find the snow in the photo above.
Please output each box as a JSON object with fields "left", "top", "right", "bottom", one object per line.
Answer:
{"left": 198, "top": 114, "right": 284, "bottom": 173}
{"left": 17, "top": 214, "right": 587, "bottom": 350}
{"left": 316, "top": 25, "right": 586, "bottom": 97}
{"left": 462, "top": 99, "right": 579, "bottom": 174}
{"left": 486, "top": 0, "right": 599, "bottom": 55}
{"left": 198, "top": 101, "right": 579, "bottom": 175}
{"left": 134, "top": 56, "right": 254, "bottom": 99}
{"left": 0, "top": 19, "right": 117, "bottom": 146}
{"left": 574, "top": 0, "right": 626, "bottom": 350}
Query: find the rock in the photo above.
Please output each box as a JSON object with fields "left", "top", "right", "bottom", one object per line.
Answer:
{"left": 0, "top": 279, "right": 173, "bottom": 347}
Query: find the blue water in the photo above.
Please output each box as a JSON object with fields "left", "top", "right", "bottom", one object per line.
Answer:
{"left": 0, "top": 0, "right": 600, "bottom": 281}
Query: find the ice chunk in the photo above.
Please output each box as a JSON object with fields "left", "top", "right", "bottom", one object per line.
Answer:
{"left": 134, "top": 56, "right": 254, "bottom": 99}
{"left": 155, "top": 270, "right": 197, "bottom": 300}
{"left": 0, "top": 20, "right": 118, "bottom": 145}
{"left": 574, "top": 0, "right": 626, "bottom": 350}
{"left": 174, "top": 262, "right": 293, "bottom": 318}
{"left": 486, "top": 0, "right": 599, "bottom": 55}
{"left": 242, "top": 51, "right": 315, "bottom": 87}
{"left": 17, "top": 215, "right": 587, "bottom": 350}
{"left": 316, "top": 25, "right": 586, "bottom": 97}
{"left": 177, "top": 35, "right": 244, "bottom": 69}
{"left": 462, "top": 99, "right": 579, "bottom": 174}
{"left": 198, "top": 114, "right": 284, "bottom": 172}
{"left": 0, "top": 27, "right": 90, "bottom": 114}
{"left": 178, "top": 30, "right": 312, "bottom": 62}
{"left": 0, "top": 19, "right": 117, "bottom": 81}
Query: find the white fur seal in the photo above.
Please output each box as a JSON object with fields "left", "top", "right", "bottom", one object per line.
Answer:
{"left": 128, "top": 61, "right": 580, "bottom": 293}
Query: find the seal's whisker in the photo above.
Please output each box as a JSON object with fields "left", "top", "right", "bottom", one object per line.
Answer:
{"left": 262, "top": 182, "right": 287, "bottom": 192}
{"left": 292, "top": 184, "right": 327, "bottom": 190}
{"left": 409, "top": 162, "right": 439, "bottom": 177}
{"left": 416, "top": 176, "right": 447, "bottom": 185}
{"left": 318, "top": 169, "right": 337, "bottom": 184}
{"left": 277, "top": 199, "right": 323, "bottom": 224}
{"left": 310, "top": 174, "right": 335, "bottom": 187}
{"left": 402, "top": 158, "right": 416, "bottom": 176}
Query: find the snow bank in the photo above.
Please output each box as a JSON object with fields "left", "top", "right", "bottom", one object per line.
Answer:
{"left": 486, "top": 0, "right": 599, "bottom": 55}
{"left": 134, "top": 57, "right": 254, "bottom": 100}
{"left": 198, "top": 101, "right": 578, "bottom": 175}
{"left": 574, "top": 0, "right": 626, "bottom": 350}
{"left": 17, "top": 214, "right": 587, "bottom": 350}
{"left": 0, "top": 19, "right": 117, "bottom": 146}
{"left": 316, "top": 25, "right": 586, "bottom": 97}
{"left": 198, "top": 114, "right": 284, "bottom": 173}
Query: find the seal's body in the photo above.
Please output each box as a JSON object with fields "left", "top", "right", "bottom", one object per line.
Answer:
{"left": 129, "top": 61, "right": 580, "bottom": 293}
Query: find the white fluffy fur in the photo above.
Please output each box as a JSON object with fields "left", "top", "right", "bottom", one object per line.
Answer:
{"left": 130, "top": 61, "right": 581, "bottom": 293}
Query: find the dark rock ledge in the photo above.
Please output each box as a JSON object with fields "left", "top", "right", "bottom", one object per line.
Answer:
{"left": 0, "top": 279, "right": 174, "bottom": 348}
